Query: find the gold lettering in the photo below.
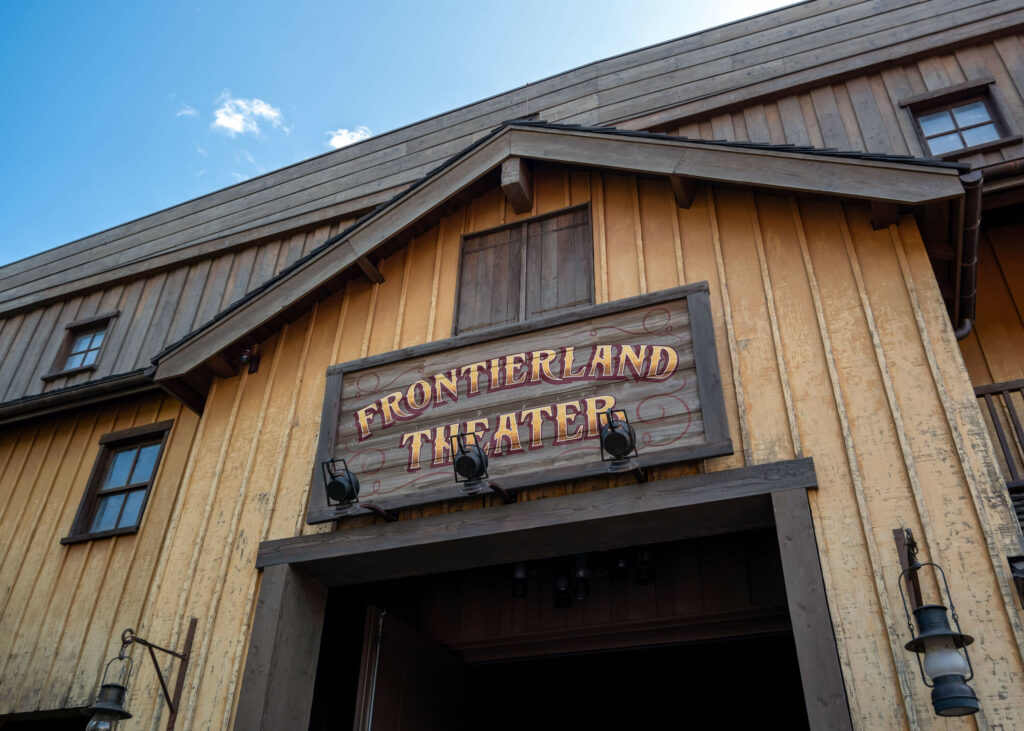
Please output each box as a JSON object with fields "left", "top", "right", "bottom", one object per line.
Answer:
{"left": 464, "top": 417, "right": 492, "bottom": 454}
{"left": 433, "top": 370, "right": 459, "bottom": 405}
{"left": 553, "top": 400, "right": 585, "bottom": 444}
{"left": 504, "top": 352, "right": 528, "bottom": 386}
{"left": 400, "top": 429, "right": 432, "bottom": 471}
{"left": 617, "top": 345, "right": 649, "bottom": 378}
{"left": 492, "top": 412, "right": 524, "bottom": 454}
{"left": 562, "top": 347, "right": 588, "bottom": 379}
{"left": 355, "top": 404, "right": 378, "bottom": 440}
{"left": 583, "top": 395, "right": 616, "bottom": 437}
{"left": 530, "top": 349, "right": 559, "bottom": 383}
{"left": 406, "top": 379, "right": 432, "bottom": 411}
{"left": 459, "top": 361, "right": 488, "bottom": 395}
{"left": 488, "top": 358, "right": 502, "bottom": 391}
{"left": 432, "top": 424, "right": 456, "bottom": 466}
{"left": 588, "top": 344, "right": 614, "bottom": 378}
{"left": 379, "top": 391, "right": 411, "bottom": 426}
{"left": 646, "top": 346, "right": 679, "bottom": 380}
{"left": 519, "top": 405, "right": 554, "bottom": 448}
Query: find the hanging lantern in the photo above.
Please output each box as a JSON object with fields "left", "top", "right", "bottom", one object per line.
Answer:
{"left": 84, "top": 651, "right": 133, "bottom": 731}
{"left": 322, "top": 457, "right": 361, "bottom": 516}
{"left": 897, "top": 530, "right": 979, "bottom": 717}
{"left": 598, "top": 409, "right": 639, "bottom": 472}
{"left": 450, "top": 432, "right": 489, "bottom": 494}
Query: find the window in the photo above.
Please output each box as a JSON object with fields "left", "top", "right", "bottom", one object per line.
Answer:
{"left": 916, "top": 98, "right": 1001, "bottom": 156}
{"left": 900, "top": 78, "right": 1020, "bottom": 158}
{"left": 45, "top": 310, "right": 118, "bottom": 379}
{"left": 62, "top": 420, "right": 172, "bottom": 544}
{"left": 453, "top": 205, "right": 594, "bottom": 334}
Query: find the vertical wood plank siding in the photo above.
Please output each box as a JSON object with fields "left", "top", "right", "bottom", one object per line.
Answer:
{"left": 671, "top": 36, "right": 1024, "bottom": 168}
{"left": 0, "top": 393, "right": 199, "bottom": 716}
{"left": 4, "top": 167, "right": 1023, "bottom": 729}
{"left": 0, "top": 219, "right": 353, "bottom": 403}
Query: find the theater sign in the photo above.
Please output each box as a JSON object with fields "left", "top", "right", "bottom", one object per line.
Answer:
{"left": 307, "top": 283, "right": 731, "bottom": 523}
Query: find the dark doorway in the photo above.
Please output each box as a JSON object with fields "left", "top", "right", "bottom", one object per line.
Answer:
{"left": 466, "top": 635, "right": 807, "bottom": 730}
{"left": 308, "top": 529, "right": 807, "bottom": 730}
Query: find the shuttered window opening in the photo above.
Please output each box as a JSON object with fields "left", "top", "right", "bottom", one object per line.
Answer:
{"left": 453, "top": 205, "right": 593, "bottom": 335}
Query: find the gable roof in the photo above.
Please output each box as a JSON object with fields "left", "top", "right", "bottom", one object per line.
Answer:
{"left": 0, "top": 0, "right": 1013, "bottom": 316}
{"left": 151, "top": 121, "right": 969, "bottom": 400}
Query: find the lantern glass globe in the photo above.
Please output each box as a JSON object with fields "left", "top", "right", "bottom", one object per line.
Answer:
{"left": 923, "top": 637, "right": 970, "bottom": 680}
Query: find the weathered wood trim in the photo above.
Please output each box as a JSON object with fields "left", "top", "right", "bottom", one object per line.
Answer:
{"left": 355, "top": 256, "right": 384, "bottom": 284}
{"left": 669, "top": 175, "right": 697, "bottom": 209}
{"left": 97, "top": 419, "right": 175, "bottom": 444}
{"left": 501, "top": 157, "right": 533, "bottom": 213}
{"left": 152, "top": 125, "right": 966, "bottom": 383}
{"left": 232, "top": 564, "right": 327, "bottom": 731}
{"left": 898, "top": 76, "right": 995, "bottom": 108}
{"left": 688, "top": 288, "right": 730, "bottom": 446}
{"left": 270, "top": 457, "right": 817, "bottom": 580}
{"left": 0, "top": 370, "right": 158, "bottom": 427}
{"left": 772, "top": 488, "right": 853, "bottom": 730}
{"left": 871, "top": 201, "right": 900, "bottom": 230}
{"left": 306, "top": 370, "right": 345, "bottom": 524}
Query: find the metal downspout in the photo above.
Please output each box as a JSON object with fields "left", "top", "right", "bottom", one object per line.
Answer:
{"left": 954, "top": 171, "right": 982, "bottom": 341}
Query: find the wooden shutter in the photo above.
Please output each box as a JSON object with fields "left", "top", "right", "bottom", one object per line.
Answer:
{"left": 453, "top": 225, "right": 523, "bottom": 334}
{"left": 453, "top": 205, "right": 594, "bottom": 335}
{"left": 524, "top": 206, "right": 593, "bottom": 321}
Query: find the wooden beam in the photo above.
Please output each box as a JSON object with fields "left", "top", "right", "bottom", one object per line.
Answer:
{"left": 501, "top": 157, "right": 533, "bottom": 214}
{"left": 207, "top": 353, "right": 237, "bottom": 378}
{"left": 871, "top": 201, "right": 900, "bottom": 230}
{"left": 355, "top": 255, "right": 384, "bottom": 284}
{"left": 261, "top": 458, "right": 817, "bottom": 584}
{"left": 232, "top": 564, "right": 327, "bottom": 731}
{"left": 669, "top": 175, "right": 697, "bottom": 208}
{"left": 772, "top": 488, "right": 853, "bottom": 730}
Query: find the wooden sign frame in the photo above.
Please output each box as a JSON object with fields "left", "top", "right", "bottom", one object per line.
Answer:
{"left": 307, "top": 281, "right": 732, "bottom": 524}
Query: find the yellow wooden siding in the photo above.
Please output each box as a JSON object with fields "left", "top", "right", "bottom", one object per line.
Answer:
{"left": 672, "top": 36, "right": 1024, "bottom": 169}
{"left": 6, "top": 166, "right": 1023, "bottom": 729}
{"left": 961, "top": 219, "right": 1024, "bottom": 385}
{"left": 0, "top": 393, "right": 198, "bottom": 716}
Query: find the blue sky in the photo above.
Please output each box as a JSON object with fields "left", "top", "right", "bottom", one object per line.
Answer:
{"left": 0, "top": 0, "right": 792, "bottom": 267}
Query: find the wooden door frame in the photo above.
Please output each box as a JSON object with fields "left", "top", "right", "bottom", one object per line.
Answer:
{"left": 234, "top": 458, "right": 852, "bottom": 730}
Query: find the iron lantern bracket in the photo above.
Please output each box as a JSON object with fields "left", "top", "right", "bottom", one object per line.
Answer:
{"left": 121, "top": 617, "right": 197, "bottom": 726}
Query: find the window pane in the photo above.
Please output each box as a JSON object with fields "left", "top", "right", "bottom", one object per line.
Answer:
{"left": 103, "top": 448, "right": 137, "bottom": 489}
{"left": 962, "top": 123, "right": 999, "bottom": 147}
{"left": 118, "top": 489, "right": 146, "bottom": 528}
{"left": 952, "top": 101, "right": 991, "bottom": 127}
{"left": 90, "top": 493, "right": 125, "bottom": 533}
{"left": 82, "top": 348, "right": 98, "bottom": 366}
{"left": 927, "top": 132, "right": 963, "bottom": 155}
{"left": 90, "top": 330, "right": 105, "bottom": 348}
{"left": 64, "top": 352, "right": 85, "bottom": 370}
{"left": 130, "top": 444, "right": 161, "bottom": 484}
{"left": 70, "top": 333, "right": 93, "bottom": 354}
{"left": 919, "top": 110, "right": 955, "bottom": 136}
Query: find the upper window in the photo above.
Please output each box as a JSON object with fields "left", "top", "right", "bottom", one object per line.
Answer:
{"left": 45, "top": 310, "right": 118, "bottom": 379}
{"left": 62, "top": 420, "right": 172, "bottom": 544}
{"left": 453, "top": 205, "right": 594, "bottom": 335}
{"left": 916, "top": 98, "right": 1002, "bottom": 156}
{"left": 900, "top": 78, "right": 1020, "bottom": 159}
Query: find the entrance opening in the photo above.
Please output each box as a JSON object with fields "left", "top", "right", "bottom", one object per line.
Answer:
{"left": 308, "top": 528, "right": 808, "bottom": 729}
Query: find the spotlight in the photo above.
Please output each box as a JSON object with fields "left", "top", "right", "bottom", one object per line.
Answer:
{"left": 451, "top": 432, "right": 489, "bottom": 494}
{"left": 321, "top": 458, "right": 361, "bottom": 516}
{"left": 553, "top": 576, "right": 573, "bottom": 609}
{"left": 599, "top": 410, "right": 639, "bottom": 471}
{"left": 512, "top": 562, "right": 527, "bottom": 598}
{"left": 573, "top": 554, "right": 590, "bottom": 601}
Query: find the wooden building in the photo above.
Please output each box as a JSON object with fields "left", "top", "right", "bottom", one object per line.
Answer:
{"left": 2, "top": 1, "right": 1024, "bottom": 728}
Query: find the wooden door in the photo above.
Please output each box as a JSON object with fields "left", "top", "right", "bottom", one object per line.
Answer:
{"left": 353, "top": 607, "right": 464, "bottom": 731}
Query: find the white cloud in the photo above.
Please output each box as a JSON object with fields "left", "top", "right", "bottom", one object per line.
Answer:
{"left": 177, "top": 104, "right": 198, "bottom": 118}
{"left": 238, "top": 149, "right": 255, "bottom": 165}
{"left": 326, "top": 126, "right": 371, "bottom": 149}
{"left": 231, "top": 171, "right": 248, "bottom": 182}
{"left": 195, "top": 144, "right": 207, "bottom": 157}
{"left": 212, "top": 93, "right": 288, "bottom": 136}
{"left": 195, "top": 169, "right": 206, "bottom": 177}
